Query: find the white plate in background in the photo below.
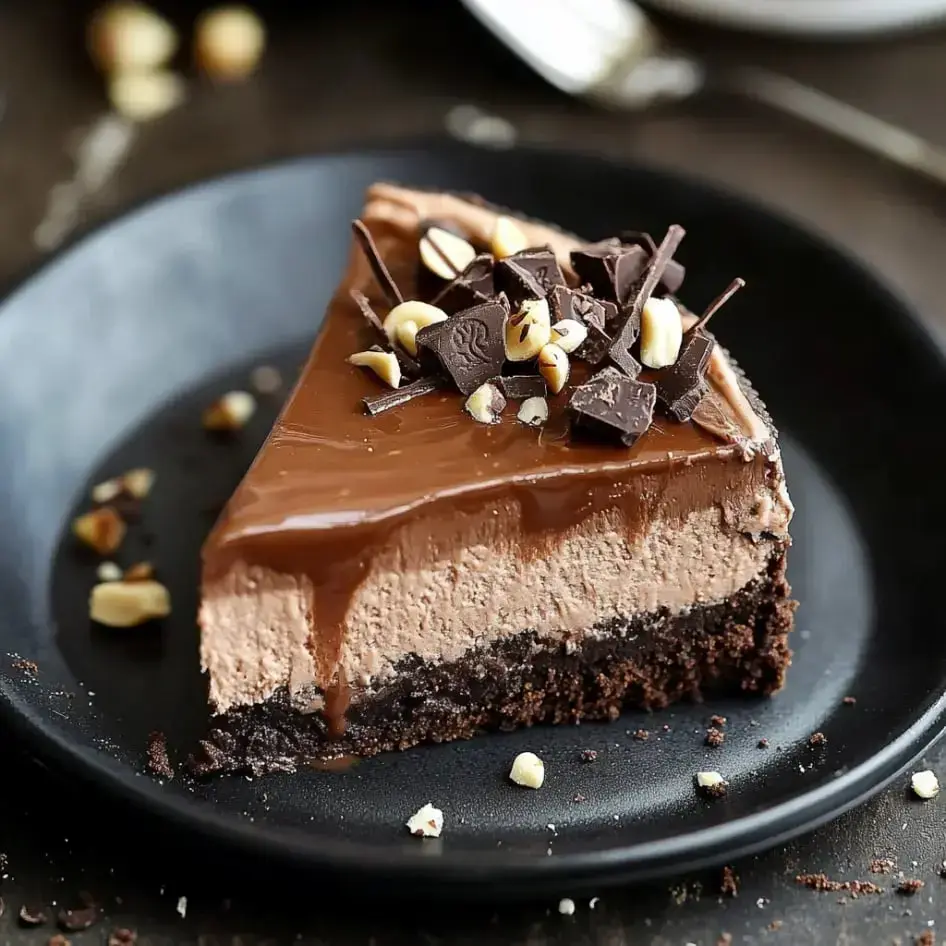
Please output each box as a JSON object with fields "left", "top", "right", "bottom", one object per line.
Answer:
{"left": 646, "top": 0, "right": 946, "bottom": 36}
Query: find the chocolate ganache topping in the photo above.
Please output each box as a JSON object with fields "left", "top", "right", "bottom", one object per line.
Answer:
{"left": 345, "top": 211, "right": 746, "bottom": 447}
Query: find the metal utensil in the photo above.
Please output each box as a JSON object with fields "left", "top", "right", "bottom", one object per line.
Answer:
{"left": 461, "top": 0, "right": 946, "bottom": 187}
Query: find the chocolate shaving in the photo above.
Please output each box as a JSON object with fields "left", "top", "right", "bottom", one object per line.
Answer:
{"left": 495, "top": 247, "right": 566, "bottom": 305}
{"left": 415, "top": 297, "right": 509, "bottom": 395}
{"left": 608, "top": 225, "right": 685, "bottom": 376}
{"left": 497, "top": 375, "right": 547, "bottom": 399}
{"left": 620, "top": 231, "right": 686, "bottom": 294}
{"left": 350, "top": 289, "right": 387, "bottom": 340}
{"left": 569, "top": 367, "right": 656, "bottom": 447}
{"left": 351, "top": 220, "right": 403, "bottom": 307}
{"left": 363, "top": 376, "right": 442, "bottom": 416}
{"left": 655, "top": 330, "right": 715, "bottom": 421}
{"left": 433, "top": 254, "right": 495, "bottom": 314}
{"left": 690, "top": 278, "right": 745, "bottom": 335}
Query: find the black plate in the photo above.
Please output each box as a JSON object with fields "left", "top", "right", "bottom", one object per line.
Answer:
{"left": 1, "top": 145, "right": 945, "bottom": 897}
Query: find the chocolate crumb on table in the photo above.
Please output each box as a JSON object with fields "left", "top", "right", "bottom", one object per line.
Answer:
{"left": 633, "top": 729, "right": 650, "bottom": 741}
{"left": 705, "top": 727, "right": 725, "bottom": 748}
{"left": 809, "top": 731, "right": 827, "bottom": 747}
{"left": 869, "top": 857, "right": 895, "bottom": 874}
{"left": 146, "top": 731, "right": 174, "bottom": 778}
{"left": 720, "top": 865, "right": 739, "bottom": 897}
{"left": 898, "top": 878, "right": 926, "bottom": 895}
{"left": 757, "top": 738, "right": 769, "bottom": 749}
{"left": 580, "top": 749, "right": 598, "bottom": 763}
{"left": 794, "top": 873, "right": 883, "bottom": 895}
{"left": 710, "top": 714, "right": 727, "bottom": 727}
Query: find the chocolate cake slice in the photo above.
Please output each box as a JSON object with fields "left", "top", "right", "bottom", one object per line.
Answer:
{"left": 195, "top": 184, "right": 794, "bottom": 775}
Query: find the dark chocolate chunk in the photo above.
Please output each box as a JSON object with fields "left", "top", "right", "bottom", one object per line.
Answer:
{"left": 495, "top": 247, "right": 566, "bottom": 304}
{"left": 548, "top": 286, "right": 616, "bottom": 331}
{"left": 363, "top": 376, "right": 443, "bottom": 416}
{"left": 19, "top": 906, "right": 46, "bottom": 927}
{"left": 416, "top": 297, "right": 509, "bottom": 395}
{"left": 570, "top": 241, "right": 648, "bottom": 306}
{"left": 497, "top": 375, "right": 547, "bottom": 399}
{"left": 620, "top": 231, "right": 686, "bottom": 295}
{"left": 608, "top": 225, "right": 685, "bottom": 376}
{"left": 576, "top": 323, "right": 617, "bottom": 367}
{"left": 569, "top": 367, "right": 656, "bottom": 447}
{"left": 351, "top": 220, "right": 403, "bottom": 308}
{"left": 58, "top": 905, "right": 100, "bottom": 933}
{"left": 349, "top": 289, "right": 386, "bottom": 340}
{"left": 654, "top": 329, "right": 714, "bottom": 421}
{"left": 432, "top": 254, "right": 495, "bottom": 314}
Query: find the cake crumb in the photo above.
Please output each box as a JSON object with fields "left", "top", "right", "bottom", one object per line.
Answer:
{"left": 912, "top": 770, "right": 940, "bottom": 799}
{"left": 557, "top": 898, "right": 575, "bottom": 916}
{"left": 11, "top": 658, "right": 38, "bottom": 675}
{"left": 705, "top": 727, "right": 725, "bottom": 748}
{"left": 795, "top": 873, "right": 882, "bottom": 895}
{"left": 809, "top": 731, "right": 827, "bottom": 747}
{"left": 768, "top": 920, "right": 783, "bottom": 931}
{"left": 406, "top": 803, "right": 444, "bottom": 838}
{"left": 580, "top": 749, "right": 598, "bottom": 763}
{"left": 843, "top": 695, "right": 857, "bottom": 705}
{"left": 146, "top": 731, "right": 174, "bottom": 779}
{"left": 757, "top": 738, "right": 769, "bottom": 749}
{"left": 633, "top": 729, "right": 649, "bottom": 741}
{"left": 898, "top": 879, "right": 926, "bottom": 896}
{"left": 916, "top": 932, "right": 935, "bottom": 946}
{"left": 869, "top": 858, "right": 895, "bottom": 874}
{"left": 710, "top": 715, "right": 727, "bottom": 727}
{"left": 720, "top": 865, "right": 739, "bottom": 897}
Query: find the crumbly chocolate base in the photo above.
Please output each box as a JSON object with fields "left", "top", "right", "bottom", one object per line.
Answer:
{"left": 190, "top": 546, "right": 793, "bottom": 777}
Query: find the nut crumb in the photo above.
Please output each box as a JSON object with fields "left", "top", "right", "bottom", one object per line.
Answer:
{"left": 203, "top": 390, "right": 257, "bottom": 431}
{"left": 842, "top": 695, "right": 857, "bottom": 705}
{"left": 510, "top": 751, "right": 544, "bottom": 789}
{"left": 580, "top": 749, "right": 597, "bottom": 763}
{"left": 695, "top": 771, "right": 727, "bottom": 798}
{"left": 898, "top": 879, "right": 926, "bottom": 896}
{"left": 912, "top": 770, "right": 940, "bottom": 799}
{"left": 720, "top": 865, "right": 739, "bottom": 897}
{"left": 464, "top": 382, "right": 506, "bottom": 424}
{"left": 419, "top": 227, "right": 476, "bottom": 281}
{"left": 491, "top": 216, "right": 529, "bottom": 259}
{"left": 194, "top": 6, "right": 266, "bottom": 81}
{"left": 869, "top": 858, "right": 895, "bottom": 874}
{"left": 767, "top": 920, "right": 783, "bottom": 931}
{"left": 633, "top": 729, "right": 649, "bottom": 741}
{"left": 757, "top": 737, "right": 769, "bottom": 749}
{"left": 557, "top": 898, "right": 575, "bottom": 916}
{"left": 710, "top": 715, "right": 727, "bottom": 727}
{"left": 705, "top": 727, "right": 725, "bottom": 748}
{"left": 406, "top": 803, "right": 444, "bottom": 838}
{"left": 123, "top": 561, "right": 154, "bottom": 582}
{"left": 809, "top": 731, "right": 827, "bottom": 747}
{"left": 517, "top": 396, "right": 549, "bottom": 428}
{"left": 73, "top": 507, "right": 126, "bottom": 555}
{"left": 11, "top": 658, "right": 38, "bottom": 675}
{"left": 89, "top": 579, "right": 171, "bottom": 627}
{"left": 96, "top": 561, "right": 123, "bottom": 582}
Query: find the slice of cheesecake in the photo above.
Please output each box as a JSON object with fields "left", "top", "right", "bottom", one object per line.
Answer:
{"left": 194, "top": 183, "right": 794, "bottom": 775}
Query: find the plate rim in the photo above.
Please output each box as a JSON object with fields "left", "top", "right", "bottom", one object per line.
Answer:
{"left": 2, "top": 141, "right": 945, "bottom": 894}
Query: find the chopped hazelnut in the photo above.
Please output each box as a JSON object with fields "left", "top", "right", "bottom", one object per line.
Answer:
{"left": 203, "top": 390, "right": 257, "bottom": 430}
{"left": 88, "top": 2, "right": 178, "bottom": 75}
{"left": 194, "top": 6, "right": 266, "bottom": 82}
{"left": 911, "top": 769, "right": 940, "bottom": 799}
{"left": 406, "top": 802, "right": 444, "bottom": 838}
{"left": 464, "top": 383, "right": 506, "bottom": 424}
{"left": 490, "top": 215, "right": 529, "bottom": 259}
{"left": 517, "top": 396, "right": 549, "bottom": 428}
{"left": 419, "top": 227, "right": 476, "bottom": 281}
{"left": 347, "top": 349, "right": 401, "bottom": 389}
{"left": 538, "top": 343, "right": 569, "bottom": 394}
{"left": 695, "top": 770, "right": 727, "bottom": 797}
{"left": 550, "top": 319, "right": 588, "bottom": 354}
{"left": 73, "top": 507, "right": 126, "bottom": 555}
{"left": 509, "top": 751, "right": 544, "bottom": 788}
{"left": 108, "top": 71, "right": 187, "bottom": 123}
{"left": 504, "top": 299, "right": 551, "bottom": 362}
{"left": 89, "top": 579, "right": 171, "bottom": 627}
{"left": 123, "top": 561, "right": 154, "bottom": 582}
{"left": 395, "top": 320, "right": 420, "bottom": 357}
{"left": 558, "top": 898, "right": 576, "bottom": 916}
{"left": 639, "top": 297, "right": 683, "bottom": 369}
{"left": 94, "top": 467, "right": 155, "bottom": 504}
{"left": 96, "top": 561, "right": 123, "bottom": 582}
{"left": 382, "top": 300, "right": 448, "bottom": 347}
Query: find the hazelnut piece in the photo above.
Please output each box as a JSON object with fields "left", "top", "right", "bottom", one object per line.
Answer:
{"left": 419, "top": 227, "right": 476, "bottom": 281}
{"left": 509, "top": 751, "right": 545, "bottom": 788}
{"left": 639, "top": 296, "right": 683, "bottom": 369}
{"left": 382, "top": 300, "right": 448, "bottom": 346}
{"left": 203, "top": 390, "right": 257, "bottom": 431}
{"left": 347, "top": 349, "right": 401, "bottom": 389}
{"left": 108, "top": 71, "right": 187, "bottom": 123}
{"left": 549, "top": 319, "right": 588, "bottom": 355}
{"left": 538, "top": 343, "right": 570, "bottom": 394}
{"left": 89, "top": 579, "right": 171, "bottom": 627}
{"left": 88, "top": 2, "right": 178, "bottom": 75}
{"left": 490, "top": 215, "right": 529, "bottom": 259}
{"left": 517, "top": 396, "right": 549, "bottom": 427}
{"left": 73, "top": 507, "right": 126, "bottom": 555}
{"left": 464, "top": 383, "right": 506, "bottom": 424}
{"left": 406, "top": 802, "right": 444, "bottom": 838}
{"left": 194, "top": 5, "right": 266, "bottom": 81}
{"left": 504, "top": 299, "right": 551, "bottom": 362}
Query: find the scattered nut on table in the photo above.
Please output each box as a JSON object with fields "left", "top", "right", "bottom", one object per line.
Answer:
{"left": 464, "top": 382, "right": 506, "bottom": 424}
{"left": 92, "top": 467, "right": 155, "bottom": 504}
{"left": 558, "top": 898, "right": 576, "bottom": 916}
{"left": 695, "top": 770, "right": 728, "bottom": 797}
{"left": 505, "top": 299, "right": 551, "bottom": 361}
{"left": 538, "top": 342, "right": 569, "bottom": 394}
{"left": 382, "top": 300, "right": 448, "bottom": 346}
{"left": 73, "top": 507, "right": 126, "bottom": 555}
{"left": 89, "top": 579, "right": 171, "bottom": 627}
{"left": 123, "top": 561, "right": 155, "bottom": 582}
{"left": 96, "top": 561, "right": 123, "bottom": 583}
{"left": 347, "top": 349, "right": 402, "bottom": 389}
{"left": 639, "top": 296, "right": 683, "bottom": 369}
{"left": 911, "top": 770, "right": 940, "bottom": 799}
{"left": 550, "top": 319, "right": 588, "bottom": 354}
{"left": 509, "top": 751, "right": 545, "bottom": 788}
{"left": 419, "top": 227, "right": 476, "bottom": 281}
{"left": 108, "top": 70, "right": 187, "bottom": 122}
{"left": 88, "top": 1, "right": 179, "bottom": 75}
{"left": 202, "top": 390, "right": 257, "bottom": 430}
{"left": 406, "top": 802, "right": 444, "bottom": 838}
{"left": 490, "top": 215, "right": 529, "bottom": 259}
{"left": 517, "top": 396, "right": 549, "bottom": 427}
{"left": 194, "top": 5, "right": 267, "bottom": 81}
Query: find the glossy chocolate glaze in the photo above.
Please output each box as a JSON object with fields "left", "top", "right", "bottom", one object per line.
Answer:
{"left": 202, "top": 186, "right": 778, "bottom": 669}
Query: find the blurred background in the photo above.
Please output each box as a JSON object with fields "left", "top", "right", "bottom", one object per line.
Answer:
{"left": 3, "top": 0, "right": 946, "bottom": 330}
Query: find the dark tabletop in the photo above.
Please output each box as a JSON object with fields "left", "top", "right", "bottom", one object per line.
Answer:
{"left": 2, "top": 1, "right": 946, "bottom": 943}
